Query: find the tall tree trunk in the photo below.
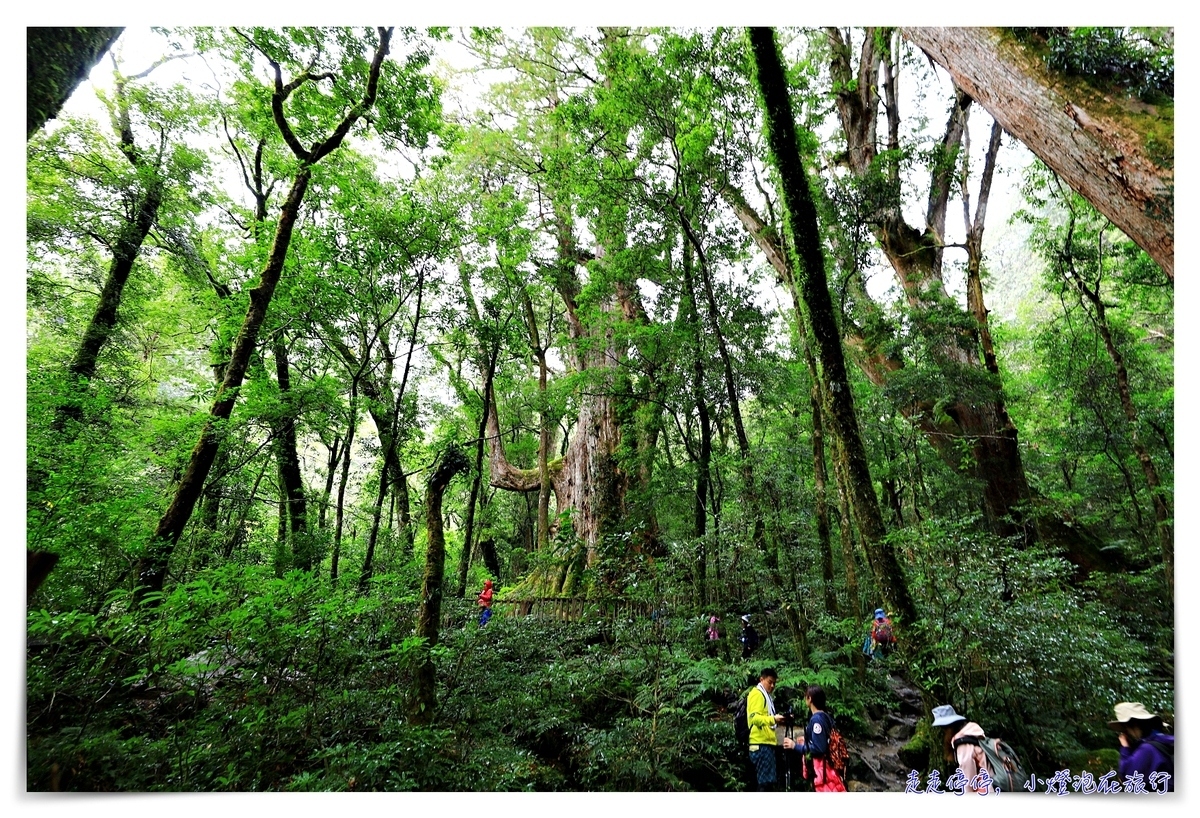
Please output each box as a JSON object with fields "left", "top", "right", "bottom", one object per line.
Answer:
{"left": 410, "top": 447, "right": 470, "bottom": 726}
{"left": 682, "top": 208, "right": 806, "bottom": 652}
{"left": 272, "top": 337, "right": 310, "bottom": 570}
{"left": 137, "top": 28, "right": 392, "bottom": 600}
{"left": 825, "top": 28, "right": 1043, "bottom": 546}
{"left": 812, "top": 393, "right": 838, "bottom": 618}
{"left": 56, "top": 180, "right": 163, "bottom": 429}
{"left": 273, "top": 468, "right": 288, "bottom": 577}
{"left": 474, "top": 34, "right": 659, "bottom": 595}
{"left": 139, "top": 170, "right": 312, "bottom": 598}
{"left": 681, "top": 239, "right": 713, "bottom": 607}
{"left": 750, "top": 26, "right": 916, "bottom": 627}
{"left": 331, "top": 381, "right": 357, "bottom": 580}
{"left": 52, "top": 49, "right": 200, "bottom": 432}
{"left": 361, "top": 268, "right": 425, "bottom": 589}
{"left": 831, "top": 438, "right": 863, "bottom": 620}
{"left": 332, "top": 383, "right": 358, "bottom": 583}
{"left": 358, "top": 457, "right": 390, "bottom": 591}
{"left": 520, "top": 286, "right": 555, "bottom": 558}
{"left": 455, "top": 343, "right": 499, "bottom": 597}
{"left": 318, "top": 435, "right": 341, "bottom": 530}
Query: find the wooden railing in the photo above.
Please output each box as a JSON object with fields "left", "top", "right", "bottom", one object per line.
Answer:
{"left": 490, "top": 597, "right": 654, "bottom": 622}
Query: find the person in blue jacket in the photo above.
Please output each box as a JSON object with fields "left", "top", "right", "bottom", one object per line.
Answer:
{"left": 1109, "top": 701, "right": 1174, "bottom": 791}
{"left": 781, "top": 684, "right": 846, "bottom": 791}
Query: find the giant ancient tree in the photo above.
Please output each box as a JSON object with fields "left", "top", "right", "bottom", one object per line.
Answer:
{"left": 466, "top": 29, "right": 661, "bottom": 595}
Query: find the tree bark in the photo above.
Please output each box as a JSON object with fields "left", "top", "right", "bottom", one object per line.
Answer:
{"left": 455, "top": 342, "right": 499, "bottom": 598}
{"left": 272, "top": 338, "right": 310, "bottom": 569}
{"left": 27, "top": 27, "right": 123, "bottom": 138}
{"left": 899, "top": 26, "right": 1173, "bottom": 278}
{"left": 411, "top": 446, "right": 470, "bottom": 726}
{"left": 680, "top": 238, "right": 713, "bottom": 606}
{"left": 812, "top": 392, "right": 838, "bottom": 618}
{"left": 831, "top": 438, "right": 862, "bottom": 620}
{"left": 332, "top": 382, "right": 359, "bottom": 583}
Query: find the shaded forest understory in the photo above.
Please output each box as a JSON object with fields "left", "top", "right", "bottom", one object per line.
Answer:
{"left": 27, "top": 25, "right": 1172, "bottom": 791}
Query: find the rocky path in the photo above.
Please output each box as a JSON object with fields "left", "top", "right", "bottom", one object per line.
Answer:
{"left": 844, "top": 670, "right": 924, "bottom": 791}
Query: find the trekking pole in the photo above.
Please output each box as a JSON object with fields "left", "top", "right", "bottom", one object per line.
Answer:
{"left": 783, "top": 713, "right": 793, "bottom": 792}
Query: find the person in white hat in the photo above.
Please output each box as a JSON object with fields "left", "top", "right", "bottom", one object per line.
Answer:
{"left": 1108, "top": 701, "right": 1174, "bottom": 791}
{"left": 930, "top": 704, "right": 993, "bottom": 794}
{"left": 739, "top": 614, "right": 760, "bottom": 660}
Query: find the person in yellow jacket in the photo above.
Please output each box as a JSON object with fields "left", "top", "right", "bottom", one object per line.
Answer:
{"left": 747, "top": 667, "right": 786, "bottom": 791}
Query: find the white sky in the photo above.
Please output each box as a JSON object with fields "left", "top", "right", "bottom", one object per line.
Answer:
{"left": 4, "top": 4, "right": 1193, "bottom": 817}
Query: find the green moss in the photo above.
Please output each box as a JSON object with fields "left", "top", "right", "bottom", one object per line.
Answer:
{"left": 27, "top": 27, "right": 123, "bottom": 137}
{"left": 899, "top": 719, "right": 937, "bottom": 772}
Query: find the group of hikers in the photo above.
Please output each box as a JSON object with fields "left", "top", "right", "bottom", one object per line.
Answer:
{"left": 708, "top": 607, "right": 896, "bottom": 662}
{"left": 739, "top": 665, "right": 1174, "bottom": 793}
{"left": 475, "top": 584, "right": 1173, "bottom": 793}
{"left": 741, "top": 668, "right": 849, "bottom": 791}
{"left": 728, "top": 606, "right": 1173, "bottom": 794}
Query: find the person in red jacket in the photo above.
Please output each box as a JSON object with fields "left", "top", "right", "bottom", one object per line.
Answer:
{"left": 477, "top": 579, "right": 494, "bottom": 626}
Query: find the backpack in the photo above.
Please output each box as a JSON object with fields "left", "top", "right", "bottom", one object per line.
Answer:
{"left": 826, "top": 723, "right": 850, "bottom": 775}
{"left": 873, "top": 619, "right": 895, "bottom": 644}
{"left": 953, "top": 734, "right": 1028, "bottom": 792}
{"left": 733, "top": 688, "right": 753, "bottom": 746}
{"left": 810, "top": 711, "right": 849, "bottom": 773}
{"left": 1143, "top": 737, "right": 1174, "bottom": 787}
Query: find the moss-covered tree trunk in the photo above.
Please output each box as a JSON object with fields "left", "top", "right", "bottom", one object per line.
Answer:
{"left": 272, "top": 337, "right": 310, "bottom": 570}
{"left": 54, "top": 57, "right": 168, "bottom": 431}
{"left": 410, "top": 446, "right": 470, "bottom": 726}
{"left": 137, "top": 28, "right": 393, "bottom": 600}
{"left": 140, "top": 170, "right": 312, "bottom": 598}
{"left": 750, "top": 26, "right": 916, "bottom": 627}
{"left": 27, "top": 27, "right": 123, "bottom": 138}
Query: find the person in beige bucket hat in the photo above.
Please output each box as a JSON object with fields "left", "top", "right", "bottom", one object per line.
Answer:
{"left": 1108, "top": 701, "right": 1174, "bottom": 791}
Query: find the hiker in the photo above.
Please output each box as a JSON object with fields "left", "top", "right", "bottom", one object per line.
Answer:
{"left": 1109, "top": 701, "right": 1174, "bottom": 791}
{"left": 476, "top": 579, "right": 494, "bottom": 626}
{"left": 931, "top": 705, "right": 993, "bottom": 794}
{"left": 746, "top": 667, "right": 787, "bottom": 791}
{"left": 782, "top": 684, "right": 847, "bottom": 792}
{"left": 739, "top": 615, "right": 760, "bottom": 660}
{"left": 863, "top": 607, "right": 895, "bottom": 659}
{"left": 706, "top": 615, "right": 720, "bottom": 657}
